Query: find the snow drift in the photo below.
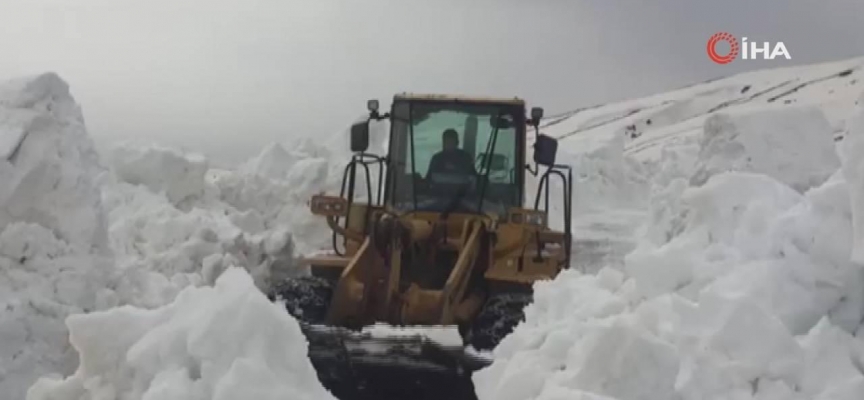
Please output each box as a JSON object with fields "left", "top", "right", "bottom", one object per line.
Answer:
{"left": 26, "top": 267, "right": 336, "bottom": 400}
{"left": 0, "top": 73, "right": 324, "bottom": 400}
{"left": 474, "top": 92, "right": 864, "bottom": 399}
{"left": 690, "top": 105, "right": 840, "bottom": 192}
{"left": 0, "top": 73, "right": 116, "bottom": 399}
{"left": 109, "top": 144, "right": 209, "bottom": 207}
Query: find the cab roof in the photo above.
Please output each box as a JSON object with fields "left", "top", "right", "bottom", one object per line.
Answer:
{"left": 393, "top": 93, "right": 525, "bottom": 106}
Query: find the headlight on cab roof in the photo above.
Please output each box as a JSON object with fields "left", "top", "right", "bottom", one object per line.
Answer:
{"left": 507, "top": 208, "right": 547, "bottom": 227}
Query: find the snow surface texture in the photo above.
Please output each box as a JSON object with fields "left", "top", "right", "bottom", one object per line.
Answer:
{"left": 6, "top": 56, "right": 864, "bottom": 400}
{"left": 474, "top": 58, "right": 864, "bottom": 400}
{"left": 27, "top": 267, "right": 336, "bottom": 400}
{"left": 539, "top": 56, "right": 864, "bottom": 273}
{"left": 0, "top": 74, "right": 329, "bottom": 399}
{"left": 690, "top": 105, "right": 839, "bottom": 192}
{"left": 0, "top": 73, "right": 116, "bottom": 399}
{"left": 109, "top": 143, "right": 209, "bottom": 208}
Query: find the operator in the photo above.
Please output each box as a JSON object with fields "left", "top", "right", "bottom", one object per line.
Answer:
{"left": 426, "top": 128, "right": 476, "bottom": 183}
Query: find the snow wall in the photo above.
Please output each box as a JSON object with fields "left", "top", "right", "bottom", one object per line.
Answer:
{"left": 473, "top": 103, "right": 864, "bottom": 400}
{"left": 4, "top": 71, "right": 864, "bottom": 400}
{"left": 0, "top": 73, "right": 336, "bottom": 400}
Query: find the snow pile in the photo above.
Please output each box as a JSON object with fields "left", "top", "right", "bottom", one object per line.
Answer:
{"left": 208, "top": 158, "right": 335, "bottom": 255}
{"left": 474, "top": 100, "right": 864, "bottom": 400}
{"left": 0, "top": 72, "right": 109, "bottom": 254}
{"left": 0, "top": 73, "right": 315, "bottom": 399}
{"left": 26, "top": 267, "right": 336, "bottom": 400}
{"left": 101, "top": 177, "right": 296, "bottom": 307}
{"left": 110, "top": 144, "right": 209, "bottom": 207}
{"left": 529, "top": 129, "right": 646, "bottom": 216}
{"left": 690, "top": 105, "right": 840, "bottom": 192}
{"left": 210, "top": 120, "right": 388, "bottom": 254}
{"left": 0, "top": 73, "right": 117, "bottom": 398}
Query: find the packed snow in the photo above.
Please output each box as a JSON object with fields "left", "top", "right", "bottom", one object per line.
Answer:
{"left": 2, "top": 54, "right": 864, "bottom": 400}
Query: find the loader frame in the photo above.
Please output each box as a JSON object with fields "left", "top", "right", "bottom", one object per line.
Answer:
{"left": 299, "top": 93, "right": 572, "bottom": 335}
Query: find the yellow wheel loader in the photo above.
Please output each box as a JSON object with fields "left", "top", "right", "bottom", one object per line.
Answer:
{"left": 269, "top": 94, "right": 573, "bottom": 399}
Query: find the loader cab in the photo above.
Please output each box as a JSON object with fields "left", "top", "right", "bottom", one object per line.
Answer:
{"left": 379, "top": 95, "right": 529, "bottom": 216}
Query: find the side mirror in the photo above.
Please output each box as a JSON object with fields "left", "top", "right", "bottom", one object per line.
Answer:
{"left": 350, "top": 121, "right": 369, "bottom": 153}
{"left": 367, "top": 99, "right": 379, "bottom": 113}
{"left": 533, "top": 134, "right": 558, "bottom": 166}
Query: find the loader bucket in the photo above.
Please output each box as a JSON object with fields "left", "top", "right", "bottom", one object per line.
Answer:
{"left": 300, "top": 323, "right": 490, "bottom": 400}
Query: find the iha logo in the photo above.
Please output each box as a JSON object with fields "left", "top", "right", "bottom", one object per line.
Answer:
{"left": 707, "top": 32, "right": 791, "bottom": 64}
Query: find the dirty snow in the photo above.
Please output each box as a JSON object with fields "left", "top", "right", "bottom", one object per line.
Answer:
{"left": 362, "top": 323, "right": 464, "bottom": 347}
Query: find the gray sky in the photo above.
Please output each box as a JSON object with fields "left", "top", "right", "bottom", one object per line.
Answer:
{"left": 2, "top": 0, "right": 863, "bottom": 166}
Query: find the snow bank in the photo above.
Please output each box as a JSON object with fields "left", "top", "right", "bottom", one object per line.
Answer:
{"left": 110, "top": 144, "right": 209, "bottom": 207}
{"left": 212, "top": 124, "right": 387, "bottom": 254}
{"left": 26, "top": 267, "right": 336, "bottom": 400}
{"left": 0, "top": 73, "right": 309, "bottom": 399}
{"left": 0, "top": 73, "right": 116, "bottom": 399}
{"left": 0, "top": 72, "right": 109, "bottom": 254}
{"left": 475, "top": 104, "right": 864, "bottom": 400}
{"left": 101, "top": 178, "right": 296, "bottom": 307}
{"left": 691, "top": 105, "right": 840, "bottom": 192}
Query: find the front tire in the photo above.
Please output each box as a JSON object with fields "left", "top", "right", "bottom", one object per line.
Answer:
{"left": 468, "top": 293, "right": 532, "bottom": 351}
{"left": 269, "top": 275, "right": 334, "bottom": 324}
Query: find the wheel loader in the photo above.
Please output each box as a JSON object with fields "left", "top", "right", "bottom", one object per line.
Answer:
{"left": 269, "top": 93, "right": 573, "bottom": 399}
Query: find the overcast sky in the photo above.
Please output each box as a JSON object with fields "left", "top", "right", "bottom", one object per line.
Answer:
{"left": 1, "top": 0, "right": 863, "bottom": 166}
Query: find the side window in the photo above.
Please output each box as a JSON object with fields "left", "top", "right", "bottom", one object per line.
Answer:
{"left": 389, "top": 102, "right": 413, "bottom": 206}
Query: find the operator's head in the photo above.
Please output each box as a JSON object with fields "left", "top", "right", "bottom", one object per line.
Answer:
{"left": 442, "top": 129, "right": 459, "bottom": 151}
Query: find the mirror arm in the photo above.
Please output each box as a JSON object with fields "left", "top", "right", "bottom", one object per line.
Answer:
{"left": 526, "top": 124, "right": 541, "bottom": 177}
{"left": 370, "top": 112, "right": 390, "bottom": 121}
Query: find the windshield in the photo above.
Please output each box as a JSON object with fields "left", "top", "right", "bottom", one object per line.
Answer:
{"left": 385, "top": 100, "right": 524, "bottom": 215}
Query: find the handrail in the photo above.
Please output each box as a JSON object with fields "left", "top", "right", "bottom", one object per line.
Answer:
{"left": 532, "top": 164, "right": 573, "bottom": 268}
{"left": 332, "top": 152, "right": 387, "bottom": 255}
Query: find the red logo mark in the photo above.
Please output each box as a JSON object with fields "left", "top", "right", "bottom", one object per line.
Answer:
{"left": 707, "top": 32, "right": 739, "bottom": 64}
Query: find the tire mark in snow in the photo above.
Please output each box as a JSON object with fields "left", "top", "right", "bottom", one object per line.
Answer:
{"left": 557, "top": 103, "right": 672, "bottom": 140}
{"left": 705, "top": 79, "right": 796, "bottom": 113}
{"left": 624, "top": 126, "right": 701, "bottom": 155}
{"left": 766, "top": 68, "right": 859, "bottom": 103}
{"left": 541, "top": 104, "right": 606, "bottom": 129}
